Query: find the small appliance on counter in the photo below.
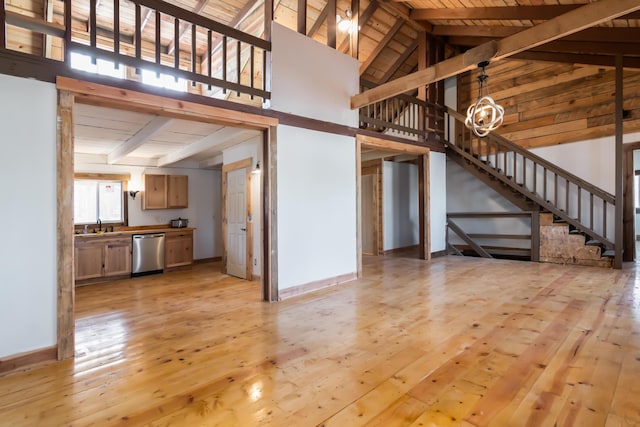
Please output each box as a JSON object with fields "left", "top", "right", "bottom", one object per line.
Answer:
{"left": 170, "top": 217, "right": 189, "bottom": 228}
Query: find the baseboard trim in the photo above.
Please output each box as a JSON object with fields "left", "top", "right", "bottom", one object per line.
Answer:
{"left": 383, "top": 244, "right": 419, "bottom": 255}
{"left": 430, "top": 250, "right": 447, "bottom": 258}
{"left": 279, "top": 272, "right": 357, "bottom": 300}
{"left": 252, "top": 274, "right": 261, "bottom": 282}
{"left": 0, "top": 345, "right": 58, "bottom": 375}
{"left": 194, "top": 257, "right": 222, "bottom": 265}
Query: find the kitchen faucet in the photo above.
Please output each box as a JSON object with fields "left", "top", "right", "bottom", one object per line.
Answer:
{"left": 97, "top": 218, "right": 102, "bottom": 232}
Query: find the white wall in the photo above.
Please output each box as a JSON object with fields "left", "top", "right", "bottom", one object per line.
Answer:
{"left": 271, "top": 23, "right": 359, "bottom": 127}
{"left": 222, "top": 137, "right": 262, "bottom": 271}
{"left": 74, "top": 158, "right": 221, "bottom": 259}
{"left": 430, "top": 152, "right": 447, "bottom": 252}
{"left": 271, "top": 24, "right": 359, "bottom": 290}
{"left": 0, "top": 75, "right": 57, "bottom": 357}
{"left": 276, "top": 126, "right": 357, "bottom": 289}
{"left": 383, "top": 161, "right": 419, "bottom": 250}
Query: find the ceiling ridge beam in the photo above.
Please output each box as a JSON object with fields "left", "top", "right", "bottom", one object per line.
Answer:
{"left": 351, "top": 0, "right": 640, "bottom": 109}
{"left": 107, "top": 116, "right": 173, "bottom": 164}
{"left": 412, "top": 5, "right": 578, "bottom": 21}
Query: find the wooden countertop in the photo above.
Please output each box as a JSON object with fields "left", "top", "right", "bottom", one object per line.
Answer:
{"left": 74, "top": 227, "right": 195, "bottom": 239}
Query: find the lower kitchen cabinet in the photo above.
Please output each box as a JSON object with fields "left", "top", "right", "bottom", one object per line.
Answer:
{"left": 165, "top": 230, "right": 193, "bottom": 268}
{"left": 75, "top": 236, "right": 132, "bottom": 283}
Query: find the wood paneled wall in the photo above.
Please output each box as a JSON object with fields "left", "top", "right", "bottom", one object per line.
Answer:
{"left": 458, "top": 59, "right": 640, "bottom": 149}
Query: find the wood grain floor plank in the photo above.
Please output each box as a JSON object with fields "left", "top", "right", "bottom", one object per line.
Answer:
{"left": 1, "top": 257, "right": 639, "bottom": 426}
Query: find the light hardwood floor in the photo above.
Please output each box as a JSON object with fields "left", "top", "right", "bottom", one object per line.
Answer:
{"left": 1, "top": 255, "right": 639, "bottom": 426}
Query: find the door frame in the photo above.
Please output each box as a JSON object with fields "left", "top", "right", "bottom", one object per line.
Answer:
{"left": 221, "top": 158, "right": 253, "bottom": 280}
{"left": 55, "top": 77, "right": 279, "bottom": 360}
{"left": 623, "top": 141, "right": 640, "bottom": 261}
{"left": 356, "top": 134, "right": 431, "bottom": 278}
{"left": 361, "top": 161, "right": 382, "bottom": 256}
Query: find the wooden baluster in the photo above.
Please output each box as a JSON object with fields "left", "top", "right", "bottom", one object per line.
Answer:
{"left": 155, "top": 10, "right": 161, "bottom": 70}
{"left": 191, "top": 24, "right": 196, "bottom": 87}
{"left": 237, "top": 40, "right": 241, "bottom": 96}
{"left": 578, "top": 186, "right": 582, "bottom": 223}
{"left": 1, "top": 0, "right": 6, "bottom": 49}
{"left": 174, "top": 18, "right": 180, "bottom": 71}
{"left": 590, "top": 193, "right": 594, "bottom": 229}
{"left": 135, "top": 3, "right": 141, "bottom": 71}
{"left": 90, "top": 0, "right": 97, "bottom": 50}
{"left": 603, "top": 200, "right": 607, "bottom": 239}
{"left": 565, "top": 179, "right": 570, "bottom": 217}
{"left": 513, "top": 150, "right": 516, "bottom": 181}
{"left": 262, "top": 48, "right": 266, "bottom": 92}
{"left": 207, "top": 30, "right": 212, "bottom": 90}
{"left": 533, "top": 162, "right": 537, "bottom": 196}
{"left": 222, "top": 35, "right": 227, "bottom": 93}
{"left": 114, "top": 0, "right": 120, "bottom": 57}
{"left": 543, "top": 167, "right": 547, "bottom": 202}
{"left": 250, "top": 45, "right": 255, "bottom": 99}
{"left": 554, "top": 174, "right": 558, "bottom": 208}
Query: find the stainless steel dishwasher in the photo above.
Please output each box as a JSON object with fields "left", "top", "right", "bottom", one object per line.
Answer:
{"left": 131, "top": 233, "right": 165, "bottom": 276}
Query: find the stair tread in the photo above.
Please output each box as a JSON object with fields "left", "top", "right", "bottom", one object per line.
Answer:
{"left": 602, "top": 250, "right": 615, "bottom": 257}
{"left": 586, "top": 239, "right": 603, "bottom": 246}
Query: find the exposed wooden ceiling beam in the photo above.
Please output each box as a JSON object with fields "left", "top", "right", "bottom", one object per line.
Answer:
{"left": 351, "top": 0, "right": 640, "bottom": 109}
{"left": 434, "top": 25, "right": 640, "bottom": 44}
{"left": 411, "top": 5, "right": 640, "bottom": 21}
{"left": 107, "top": 116, "right": 173, "bottom": 164}
{"left": 157, "top": 127, "right": 246, "bottom": 166}
{"left": 338, "top": 0, "right": 378, "bottom": 54}
{"left": 359, "top": 19, "right": 404, "bottom": 75}
{"left": 200, "top": 154, "right": 224, "bottom": 169}
{"left": 512, "top": 51, "right": 640, "bottom": 70}
{"left": 379, "top": 39, "right": 418, "bottom": 83}
{"left": 449, "top": 36, "right": 640, "bottom": 56}
{"left": 378, "top": 0, "right": 432, "bottom": 32}
{"left": 307, "top": 2, "right": 329, "bottom": 38}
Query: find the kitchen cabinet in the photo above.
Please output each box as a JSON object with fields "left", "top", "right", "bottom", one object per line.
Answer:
{"left": 167, "top": 175, "right": 188, "bottom": 208}
{"left": 75, "top": 236, "right": 132, "bottom": 283}
{"left": 143, "top": 174, "right": 188, "bottom": 210}
{"left": 165, "top": 230, "right": 193, "bottom": 268}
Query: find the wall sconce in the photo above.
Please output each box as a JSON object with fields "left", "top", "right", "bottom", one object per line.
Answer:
{"left": 465, "top": 61, "right": 504, "bottom": 138}
{"left": 252, "top": 161, "right": 261, "bottom": 174}
{"left": 129, "top": 190, "right": 140, "bottom": 199}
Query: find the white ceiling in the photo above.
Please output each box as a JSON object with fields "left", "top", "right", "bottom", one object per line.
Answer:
{"left": 74, "top": 104, "right": 261, "bottom": 169}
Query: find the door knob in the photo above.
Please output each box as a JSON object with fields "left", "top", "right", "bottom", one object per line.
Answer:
{"left": 241, "top": 228, "right": 246, "bottom": 231}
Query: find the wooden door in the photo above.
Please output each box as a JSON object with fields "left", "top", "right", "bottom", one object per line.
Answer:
{"left": 226, "top": 168, "right": 247, "bottom": 279}
{"left": 362, "top": 174, "right": 378, "bottom": 255}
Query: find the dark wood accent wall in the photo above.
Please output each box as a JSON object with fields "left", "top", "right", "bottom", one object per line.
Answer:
{"left": 458, "top": 59, "right": 640, "bottom": 149}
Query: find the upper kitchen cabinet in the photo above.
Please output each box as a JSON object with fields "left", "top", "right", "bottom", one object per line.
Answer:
{"left": 143, "top": 174, "right": 188, "bottom": 210}
{"left": 167, "top": 175, "right": 188, "bottom": 209}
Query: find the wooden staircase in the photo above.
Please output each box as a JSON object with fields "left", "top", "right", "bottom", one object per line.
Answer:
{"left": 444, "top": 108, "right": 617, "bottom": 267}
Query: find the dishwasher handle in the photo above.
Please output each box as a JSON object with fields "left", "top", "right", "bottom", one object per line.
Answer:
{"left": 133, "top": 233, "right": 165, "bottom": 239}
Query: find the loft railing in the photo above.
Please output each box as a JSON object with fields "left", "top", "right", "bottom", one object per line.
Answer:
{"left": 1, "top": 0, "right": 270, "bottom": 101}
{"left": 359, "top": 80, "right": 446, "bottom": 141}
{"left": 446, "top": 108, "right": 616, "bottom": 251}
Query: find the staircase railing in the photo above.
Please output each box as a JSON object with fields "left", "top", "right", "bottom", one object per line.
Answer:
{"left": 446, "top": 108, "right": 616, "bottom": 250}
{"left": 447, "top": 212, "right": 540, "bottom": 261}
{"left": 359, "top": 80, "right": 446, "bottom": 141}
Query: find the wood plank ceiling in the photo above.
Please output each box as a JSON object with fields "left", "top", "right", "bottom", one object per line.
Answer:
{"left": 6, "top": 0, "right": 640, "bottom": 154}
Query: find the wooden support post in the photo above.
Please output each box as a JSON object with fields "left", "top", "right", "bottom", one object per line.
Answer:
{"left": 418, "top": 153, "right": 431, "bottom": 260}
{"left": 623, "top": 147, "right": 635, "bottom": 261}
{"left": 0, "top": 0, "right": 5, "bottom": 50}
{"left": 417, "top": 31, "right": 427, "bottom": 141}
{"left": 531, "top": 211, "right": 540, "bottom": 262}
{"left": 297, "top": 0, "right": 306, "bottom": 35}
{"left": 356, "top": 139, "right": 363, "bottom": 278}
{"left": 615, "top": 54, "right": 624, "bottom": 269}
{"left": 328, "top": 0, "right": 336, "bottom": 49}
{"left": 57, "top": 90, "right": 75, "bottom": 360}
{"left": 349, "top": 0, "right": 359, "bottom": 59}
{"left": 266, "top": 126, "right": 279, "bottom": 301}
{"left": 64, "top": 0, "right": 71, "bottom": 63}
{"left": 264, "top": 0, "right": 273, "bottom": 42}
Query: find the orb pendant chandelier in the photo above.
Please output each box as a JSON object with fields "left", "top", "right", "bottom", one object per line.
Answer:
{"left": 465, "top": 61, "right": 504, "bottom": 138}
